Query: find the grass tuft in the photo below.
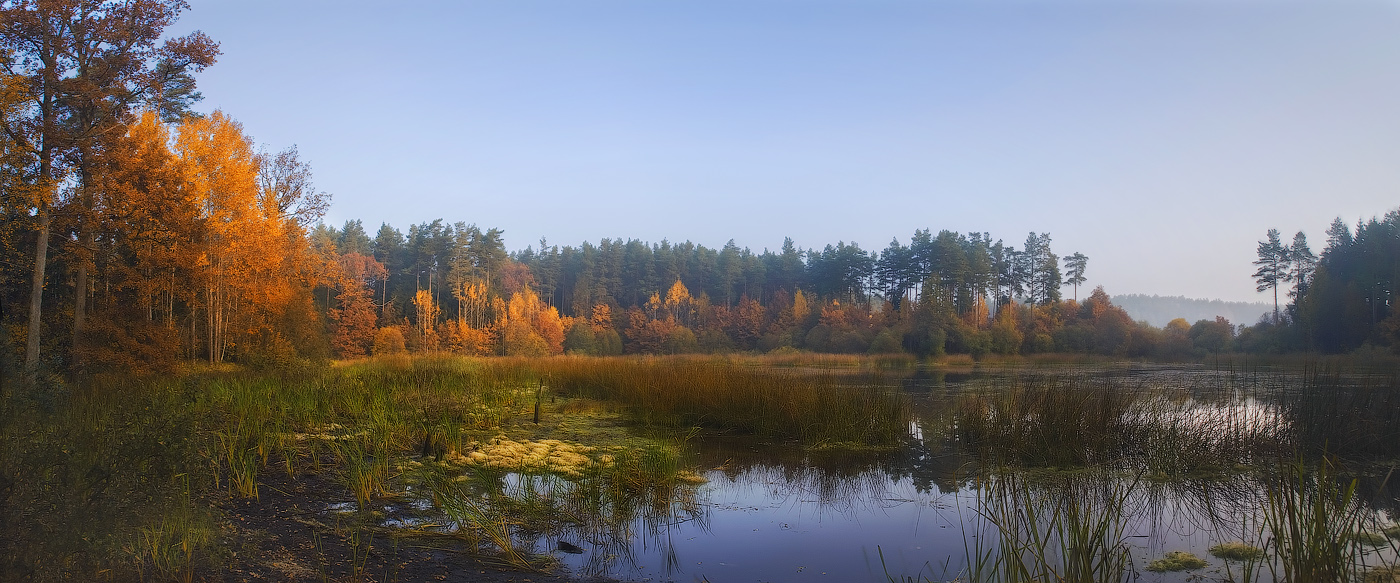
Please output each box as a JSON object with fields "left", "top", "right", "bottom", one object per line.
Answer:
{"left": 1146, "top": 551, "right": 1209, "bottom": 572}
{"left": 1209, "top": 541, "right": 1266, "bottom": 561}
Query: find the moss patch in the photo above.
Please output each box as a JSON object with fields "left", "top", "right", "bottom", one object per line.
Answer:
{"left": 1147, "top": 551, "right": 1209, "bottom": 572}
{"left": 1209, "top": 541, "right": 1264, "bottom": 561}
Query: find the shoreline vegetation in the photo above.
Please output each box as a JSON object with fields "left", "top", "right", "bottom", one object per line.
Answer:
{"left": 3, "top": 351, "right": 1399, "bottom": 582}
{"left": 0, "top": 352, "right": 913, "bottom": 581}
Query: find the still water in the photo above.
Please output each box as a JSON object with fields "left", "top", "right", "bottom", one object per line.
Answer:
{"left": 362, "top": 364, "right": 1397, "bottom": 582}
{"left": 546, "top": 364, "right": 1400, "bottom": 582}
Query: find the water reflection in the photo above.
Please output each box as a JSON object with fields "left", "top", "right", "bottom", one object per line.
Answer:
{"left": 443, "top": 365, "right": 1400, "bottom": 582}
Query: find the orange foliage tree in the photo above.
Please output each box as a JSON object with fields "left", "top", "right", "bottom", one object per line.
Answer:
{"left": 331, "top": 253, "right": 386, "bottom": 358}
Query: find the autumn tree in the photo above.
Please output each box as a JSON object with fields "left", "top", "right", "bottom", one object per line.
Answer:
{"left": 78, "top": 110, "right": 196, "bottom": 370}
{"left": 501, "top": 289, "right": 563, "bottom": 356}
{"left": 413, "top": 288, "right": 440, "bottom": 350}
{"left": 1, "top": 0, "right": 217, "bottom": 372}
{"left": 331, "top": 253, "right": 385, "bottom": 358}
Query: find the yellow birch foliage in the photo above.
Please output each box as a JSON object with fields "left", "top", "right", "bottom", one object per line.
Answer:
{"left": 175, "top": 111, "right": 290, "bottom": 362}
{"left": 502, "top": 289, "right": 564, "bottom": 356}
{"left": 414, "top": 289, "right": 441, "bottom": 350}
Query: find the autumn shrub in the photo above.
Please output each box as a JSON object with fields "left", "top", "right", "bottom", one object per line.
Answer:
{"left": 595, "top": 328, "right": 625, "bottom": 356}
{"left": 76, "top": 315, "right": 182, "bottom": 374}
{"left": 990, "top": 315, "right": 1023, "bottom": 355}
{"left": 372, "top": 326, "right": 407, "bottom": 355}
{"left": 503, "top": 319, "right": 552, "bottom": 356}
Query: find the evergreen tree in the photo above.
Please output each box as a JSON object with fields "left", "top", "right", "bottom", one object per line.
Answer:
{"left": 1064, "top": 252, "right": 1088, "bottom": 301}
{"left": 1287, "top": 231, "right": 1315, "bottom": 303}
{"left": 1253, "top": 228, "right": 1287, "bottom": 323}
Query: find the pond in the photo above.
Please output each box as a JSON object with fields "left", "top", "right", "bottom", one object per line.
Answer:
{"left": 544, "top": 364, "right": 1400, "bottom": 582}
{"left": 380, "top": 362, "right": 1400, "bottom": 582}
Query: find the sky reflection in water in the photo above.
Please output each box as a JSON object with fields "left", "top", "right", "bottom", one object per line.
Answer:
{"left": 552, "top": 365, "right": 1399, "bottom": 582}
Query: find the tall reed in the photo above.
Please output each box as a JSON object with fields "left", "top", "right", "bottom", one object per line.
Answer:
{"left": 961, "top": 470, "right": 1135, "bottom": 583}
{"left": 955, "top": 372, "right": 1290, "bottom": 471}
{"left": 1279, "top": 363, "right": 1400, "bottom": 460}
{"left": 1263, "top": 456, "right": 1370, "bottom": 583}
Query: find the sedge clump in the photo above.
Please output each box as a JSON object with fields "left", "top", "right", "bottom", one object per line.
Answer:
{"left": 1147, "top": 551, "right": 1209, "bottom": 572}
{"left": 1209, "top": 541, "right": 1265, "bottom": 561}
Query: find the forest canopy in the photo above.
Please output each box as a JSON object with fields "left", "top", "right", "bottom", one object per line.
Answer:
{"left": 3, "top": 2, "right": 1398, "bottom": 376}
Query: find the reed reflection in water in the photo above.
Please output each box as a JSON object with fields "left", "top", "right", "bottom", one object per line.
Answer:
{"left": 428, "top": 364, "right": 1400, "bottom": 582}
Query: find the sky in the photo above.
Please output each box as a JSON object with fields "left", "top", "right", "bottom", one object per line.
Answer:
{"left": 169, "top": 0, "right": 1400, "bottom": 304}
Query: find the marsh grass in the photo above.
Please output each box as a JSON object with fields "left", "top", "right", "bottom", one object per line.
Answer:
{"left": 955, "top": 372, "right": 1290, "bottom": 471}
{"left": 132, "top": 497, "right": 216, "bottom": 583}
{"left": 540, "top": 357, "right": 910, "bottom": 446}
{"left": 1263, "top": 456, "right": 1371, "bottom": 583}
{"left": 1279, "top": 363, "right": 1400, "bottom": 460}
{"left": 0, "top": 354, "right": 549, "bottom": 580}
{"left": 961, "top": 470, "right": 1136, "bottom": 583}
{"left": 1210, "top": 541, "right": 1267, "bottom": 561}
{"left": 0, "top": 371, "right": 218, "bottom": 582}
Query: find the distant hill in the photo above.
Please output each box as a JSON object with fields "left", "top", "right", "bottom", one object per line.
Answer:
{"left": 1111, "top": 294, "right": 1272, "bottom": 328}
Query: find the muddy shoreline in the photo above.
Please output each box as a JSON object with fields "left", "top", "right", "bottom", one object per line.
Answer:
{"left": 213, "top": 470, "right": 622, "bottom": 583}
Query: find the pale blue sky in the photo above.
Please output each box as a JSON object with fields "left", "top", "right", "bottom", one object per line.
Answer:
{"left": 172, "top": 0, "right": 1400, "bottom": 303}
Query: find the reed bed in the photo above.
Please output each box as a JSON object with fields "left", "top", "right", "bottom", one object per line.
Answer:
{"left": 2, "top": 354, "right": 760, "bottom": 579}
{"left": 535, "top": 357, "right": 912, "bottom": 447}
{"left": 1262, "top": 456, "right": 1379, "bottom": 583}
{"left": 954, "top": 372, "right": 1292, "bottom": 471}
{"left": 959, "top": 470, "right": 1136, "bottom": 583}
{"left": 1279, "top": 365, "right": 1400, "bottom": 460}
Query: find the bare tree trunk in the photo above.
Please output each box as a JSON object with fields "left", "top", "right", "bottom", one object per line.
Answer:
{"left": 72, "top": 165, "right": 95, "bottom": 369}
{"left": 26, "top": 207, "right": 51, "bottom": 372}
{"left": 72, "top": 229, "right": 92, "bottom": 368}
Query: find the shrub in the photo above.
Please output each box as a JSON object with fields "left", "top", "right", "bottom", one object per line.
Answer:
{"left": 372, "top": 326, "right": 408, "bottom": 355}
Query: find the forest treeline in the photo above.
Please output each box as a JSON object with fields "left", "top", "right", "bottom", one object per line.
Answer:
{"left": 4, "top": 3, "right": 1399, "bottom": 377}
{"left": 1241, "top": 212, "right": 1400, "bottom": 354}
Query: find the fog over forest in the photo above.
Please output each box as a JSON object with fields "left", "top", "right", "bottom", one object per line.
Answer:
{"left": 1112, "top": 295, "right": 1271, "bottom": 329}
